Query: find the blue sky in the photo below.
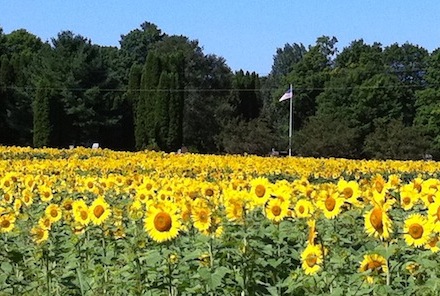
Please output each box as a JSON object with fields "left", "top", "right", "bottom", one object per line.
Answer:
{"left": 2, "top": 1, "right": 440, "bottom": 75}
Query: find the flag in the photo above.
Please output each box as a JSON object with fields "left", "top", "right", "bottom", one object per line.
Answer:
{"left": 279, "top": 87, "right": 293, "bottom": 102}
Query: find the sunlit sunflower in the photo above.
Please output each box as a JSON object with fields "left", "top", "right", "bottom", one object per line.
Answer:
{"left": 145, "top": 204, "right": 181, "bottom": 243}
{"left": 420, "top": 178, "right": 439, "bottom": 208}
{"left": 192, "top": 200, "right": 212, "bottom": 232}
{"left": 249, "top": 177, "right": 272, "bottom": 207}
{"left": 316, "top": 189, "right": 345, "bottom": 219}
{"left": 38, "top": 184, "right": 53, "bottom": 202}
{"left": 20, "top": 188, "right": 34, "bottom": 207}
{"left": 399, "top": 184, "right": 419, "bottom": 211}
{"left": 294, "top": 199, "right": 314, "bottom": 219}
{"left": 427, "top": 198, "right": 440, "bottom": 232}
{"left": 404, "top": 213, "right": 434, "bottom": 247}
{"left": 38, "top": 215, "right": 52, "bottom": 230}
{"left": 359, "top": 254, "right": 388, "bottom": 284}
{"left": 364, "top": 204, "right": 393, "bottom": 240}
{"left": 89, "top": 196, "right": 111, "bottom": 226}
{"left": 31, "top": 226, "right": 49, "bottom": 244}
{"left": 301, "top": 244, "right": 323, "bottom": 275}
{"left": 265, "top": 197, "right": 289, "bottom": 223}
{"left": 337, "top": 178, "right": 361, "bottom": 207}
{"left": 0, "top": 213, "right": 16, "bottom": 233}
{"left": 45, "top": 204, "right": 62, "bottom": 223}
{"left": 72, "top": 199, "right": 90, "bottom": 226}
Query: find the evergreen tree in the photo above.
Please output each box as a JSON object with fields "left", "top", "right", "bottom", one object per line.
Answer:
{"left": 154, "top": 71, "right": 171, "bottom": 150}
{"left": 33, "top": 79, "right": 51, "bottom": 147}
{"left": 135, "top": 51, "right": 161, "bottom": 150}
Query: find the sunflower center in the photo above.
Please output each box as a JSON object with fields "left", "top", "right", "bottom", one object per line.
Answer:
{"left": 80, "top": 210, "right": 88, "bottom": 220}
{"left": 154, "top": 212, "right": 172, "bottom": 232}
{"left": 427, "top": 194, "right": 435, "bottom": 204}
{"left": 271, "top": 205, "right": 282, "bottom": 216}
{"left": 94, "top": 205, "right": 105, "bottom": 218}
{"left": 408, "top": 223, "right": 423, "bottom": 239}
{"left": 198, "top": 210, "right": 209, "bottom": 222}
{"left": 342, "top": 187, "right": 353, "bottom": 199}
{"left": 50, "top": 209, "right": 58, "bottom": 218}
{"left": 255, "top": 185, "right": 266, "bottom": 198}
{"left": 305, "top": 254, "right": 317, "bottom": 267}
{"left": 64, "top": 203, "right": 72, "bottom": 211}
{"left": 205, "top": 189, "right": 214, "bottom": 196}
{"left": 369, "top": 207, "right": 383, "bottom": 232}
{"left": 299, "top": 205, "right": 305, "bottom": 214}
{"left": 325, "top": 197, "right": 336, "bottom": 211}
{"left": 366, "top": 260, "right": 382, "bottom": 272}
{"left": 437, "top": 207, "right": 440, "bottom": 222}
{"left": 44, "top": 191, "right": 50, "bottom": 198}
{"left": 1, "top": 219, "right": 10, "bottom": 229}
{"left": 87, "top": 182, "right": 94, "bottom": 189}
{"left": 375, "top": 182, "right": 384, "bottom": 193}
{"left": 414, "top": 183, "right": 422, "bottom": 193}
{"left": 429, "top": 236, "right": 438, "bottom": 247}
{"left": 146, "top": 183, "right": 153, "bottom": 190}
{"left": 402, "top": 197, "right": 411, "bottom": 205}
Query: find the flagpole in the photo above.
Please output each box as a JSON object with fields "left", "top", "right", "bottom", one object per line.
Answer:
{"left": 288, "top": 84, "right": 293, "bottom": 156}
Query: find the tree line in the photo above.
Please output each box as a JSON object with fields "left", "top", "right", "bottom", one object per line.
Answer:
{"left": 1, "top": 22, "right": 440, "bottom": 160}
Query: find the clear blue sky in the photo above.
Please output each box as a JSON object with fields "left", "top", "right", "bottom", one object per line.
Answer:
{"left": 2, "top": 1, "right": 440, "bottom": 75}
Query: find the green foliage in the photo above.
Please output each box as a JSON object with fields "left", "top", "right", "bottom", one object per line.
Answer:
{"left": 293, "top": 114, "right": 360, "bottom": 158}
{"left": 363, "top": 118, "right": 430, "bottom": 160}
{"left": 218, "top": 118, "right": 277, "bottom": 155}
{"left": 33, "top": 79, "right": 51, "bottom": 147}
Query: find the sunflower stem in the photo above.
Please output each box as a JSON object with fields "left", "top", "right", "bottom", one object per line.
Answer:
{"left": 385, "top": 241, "right": 390, "bottom": 286}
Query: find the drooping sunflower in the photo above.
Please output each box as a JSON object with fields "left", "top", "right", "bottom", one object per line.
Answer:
{"left": 359, "top": 254, "right": 388, "bottom": 284}
{"left": 45, "top": 204, "right": 62, "bottom": 223}
{"left": 425, "top": 235, "right": 440, "bottom": 253}
{"left": 145, "top": 203, "right": 181, "bottom": 243}
{"left": 301, "top": 244, "right": 323, "bottom": 275}
{"left": 294, "top": 199, "right": 314, "bottom": 219}
{"left": 364, "top": 204, "right": 393, "bottom": 240}
{"left": 89, "top": 196, "right": 111, "bottom": 226}
{"left": 404, "top": 213, "right": 434, "bottom": 247}
{"left": 31, "top": 226, "right": 49, "bottom": 244}
{"left": 265, "top": 197, "right": 289, "bottom": 223}
{"left": 0, "top": 213, "right": 16, "bottom": 233}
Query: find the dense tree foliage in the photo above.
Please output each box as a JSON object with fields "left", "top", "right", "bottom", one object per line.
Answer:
{"left": 0, "top": 23, "right": 439, "bottom": 160}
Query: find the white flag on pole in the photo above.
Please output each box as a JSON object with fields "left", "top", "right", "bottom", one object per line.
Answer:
{"left": 279, "top": 87, "right": 293, "bottom": 102}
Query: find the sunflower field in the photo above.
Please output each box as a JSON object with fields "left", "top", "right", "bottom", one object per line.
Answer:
{"left": 1, "top": 146, "right": 440, "bottom": 295}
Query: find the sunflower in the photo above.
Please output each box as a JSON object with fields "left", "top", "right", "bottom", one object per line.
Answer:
{"left": 337, "top": 179, "right": 361, "bottom": 207}
{"left": 20, "top": 188, "right": 34, "bottom": 207}
{"left": 425, "top": 235, "right": 440, "bottom": 253}
{"left": 364, "top": 204, "right": 393, "bottom": 240}
{"left": 316, "top": 189, "right": 344, "bottom": 219}
{"left": 0, "top": 213, "right": 16, "bottom": 233}
{"left": 45, "top": 204, "right": 62, "bottom": 223}
{"left": 249, "top": 177, "right": 271, "bottom": 207}
{"left": 301, "top": 244, "right": 323, "bottom": 275}
{"left": 72, "top": 199, "right": 90, "bottom": 226}
{"left": 307, "top": 219, "right": 318, "bottom": 245}
{"left": 192, "top": 200, "right": 212, "bottom": 232}
{"left": 89, "top": 196, "right": 111, "bottom": 226}
{"left": 427, "top": 198, "right": 440, "bottom": 232}
{"left": 265, "top": 197, "right": 289, "bottom": 223}
{"left": 294, "top": 199, "right": 314, "bottom": 219}
{"left": 404, "top": 214, "right": 434, "bottom": 247}
{"left": 145, "top": 204, "right": 181, "bottom": 243}
{"left": 38, "top": 216, "right": 52, "bottom": 230}
{"left": 399, "top": 184, "right": 419, "bottom": 211}
{"left": 359, "top": 254, "right": 388, "bottom": 284}
{"left": 38, "top": 184, "right": 53, "bottom": 202}
{"left": 31, "top": 226, "right": 49, "bottom": 244}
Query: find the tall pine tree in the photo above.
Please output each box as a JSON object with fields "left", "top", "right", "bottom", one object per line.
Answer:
{"left": 33, "top": 79, "right": 51, "bottom": 147}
